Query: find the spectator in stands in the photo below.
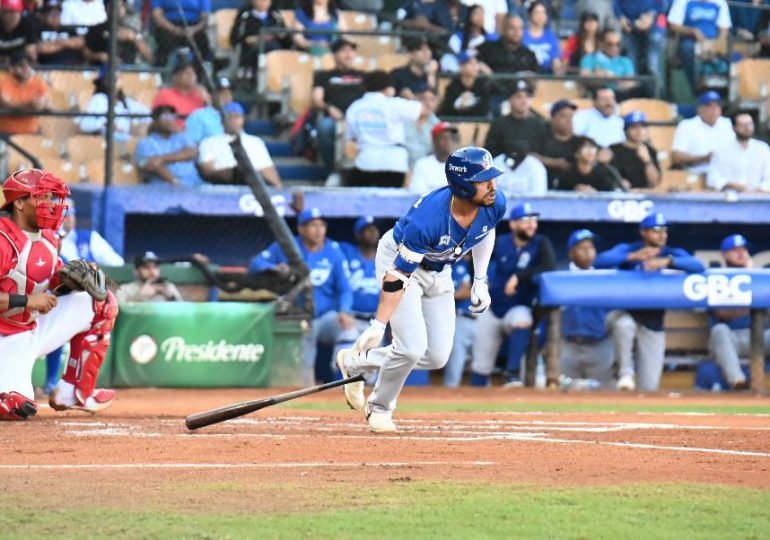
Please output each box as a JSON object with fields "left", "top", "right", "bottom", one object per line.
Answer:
{"left": 198, "top": 102, "right": 282, "bottom": 187}
{"left": 151, "top": 0, "right": 211, "bottom": 68}
{"left": 408, "top": 121, "right": 458, "bottom": 193}
{"left": 391, "top": 36, "right": 438, "bottom": 100}
{"left": 444, "top": 253, "right": 475, "bottom": 387}
{"left": 291, "top": 0, "right": 347, "bottom": 55}
{"left": 477, "top": 15, "right": 538, "bottom": 96}
{"left": 0, "top": 50, "right": 49, "bottom": 135}
{"left": 706, "top": 112, "right": 770, "bottom": 192}
{"left": 344, "top": 70, "right": 427, "bottom": 187}
{"left": 135, "top": 104, "right": 204, "bottom": 187}
{"left": 668, "top": 0, "right": 732, "bottom": 92}
{"left": 0, "top": 0, "right": 37, "bottom": 62}
{"left": 79, "top": 66, "right": 150, "bottom": 141}
{"left": 522, "top": 0, "right": 564, "bottom": 74}
{"left": 576, "top": 0, "right": 614, "bottom": 28}
{"left": 250, "top": 208, "right": 356, "bottom": 385}
{"left": 560, "top": 229, "right": 614, "bottom": 387}
{"left": 404, "top": 84, "right": 439, "bottom": 166}
{"left": 400, "top": 0, "right": 466, "bottom": 34}
{"left": 561, "top": 11, "right": 599, "bottom": 70}
{"left": 472, "top": 0, "right": 506, "bottom": 35}
{"left": 484, "top": 79, "right": 547, "bottom": 159}
{"left": 60, "top": 0, "right": 106, "bottom": 26}
{"left": 731, "top": 0, "right": 765, "bottom": 42}
{"left": 573, "top": 86, "right": 624, "bottom": 148}
{"left": 672, "top": 90, "right": 734, "bottom": 175}
{"left": 442, "top": 5, "right": 497, "bottom": 72}
{"left": 534, "top": 99, "right": 578, "bottom": 187}
{"left": 152, "top": 60, "right": 206, "bottom": 129}
{"left": 595, "top": 213, "right": 705, "bottom": 391}
{"left": 555, "top": 136, "right": 620, "bottom": 191}
{"left": 615, "top": 0, "right": 665, "bottom": 77}
{"left": 184, "top": 76, "right": 233, "bottom": 144}
{"left": 492, "top": 142, "right": 547, "bottom": 194}
{"left": 709, "top": 234, "right": 769, "bottom": 390}
{"left": 311, "top": 37, "right": 365, "bottom": 170}
{"left": 610, "top": 111, "right": 661, "bottom": 190}
{"left": 580, "top": 28, "right": 645, "bottom": 99}
{"left": 438, "top": 52, "right": 491, "bottom": 117}
{"left": 84, "top": 0, "right": 152, "bottom": 65}
{"left": 230, "top": 0, "right": 289, "bottom": 70}
{"left": 117, "top": 250, "right": 184, "bottom": 303}
{"left": 35, "top": 0, "right": 84, "bottom": 65}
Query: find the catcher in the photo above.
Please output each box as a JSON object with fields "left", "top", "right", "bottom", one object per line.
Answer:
{"left": 0, "top": 169, "right": 118, "bottom": 421}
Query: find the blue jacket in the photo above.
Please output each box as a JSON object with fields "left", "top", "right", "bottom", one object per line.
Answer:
{"left": 340, "top": 242, "right": 379, "bottom": 315}
{"left": 614, "top": 0, "right": 664, "bottom": 21}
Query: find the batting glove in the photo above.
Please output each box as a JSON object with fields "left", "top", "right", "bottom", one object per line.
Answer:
{"left": 353, "top": 319, "right": 386, "bottom": 354}
{"left": 469, "top": 277, "right": 491, "bottom": 314}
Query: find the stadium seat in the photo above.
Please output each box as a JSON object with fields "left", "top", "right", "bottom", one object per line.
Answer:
{"left": 339, "top": 11, "right": 376, "bottom": 30}
{"left": 67, "top": 135, "right": 106, "bottom": 164}
{"left": 41, "top": 157, "right": 82, "bottom": 184}
{"left": 86, "top": 159, "right": 141, "bottom": 185}
{"left": 373, "top": 52, "right": 408, "bottom": 71}
{"left": 356, "top": 36, "right": 398, "bottom": 59}
{"left": 118, "top": 71, "right": 163, "bottom": 95}
{"left": 731, "top": 58, "right": 770, "bottom": 124}
{"left": 657, "top": 169, "right": 704, "bottom": 193}
{"left": 455, "top": 122, "right": 478, "bottom": 147}
{"left": 133, "top": 89, "right": 156, "bottom": 108}
{"left": 533, "top": 79, "right": 583, "bottom": 102}
{"left": 45, "top": 70, "right": 98, "bottom": 105}
{"left": 260, "top": 50, "right": 315, "bottom": 116}
{"left": 619, "top": 98, "right": 677, "bottom": 122}
{"left": 214, "top": 8, "right": 238, "bottom": 51}
{"left": 49, "top": 88, "right": 78, "bottom": 111}
{"left": 10, "top": 134, "right": 62, "bottom": 161}
{"left": 476, "top": 122, "right": 490, "bottom": 146}
{"left": 647, "top": 125, "right": 677, "bottom": 169}
{"left": 38, "top": 116, "right": 79, "bottom": 139}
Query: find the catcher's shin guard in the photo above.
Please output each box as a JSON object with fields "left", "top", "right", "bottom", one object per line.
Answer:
{"left": 0, "top": 391, "right": 37, "bottom": 421}
{"left": 61, "top": 291, "right": 118, "bottom": 405}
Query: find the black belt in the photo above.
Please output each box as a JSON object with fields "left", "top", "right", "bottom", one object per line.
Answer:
{"left": 564, "top": 335, "right": 604, "bottom": 345}
{"left": 419, "top": 260, "right": 446, "bottom": 272}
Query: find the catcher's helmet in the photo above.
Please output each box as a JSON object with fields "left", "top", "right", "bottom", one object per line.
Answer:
{"left": 445, "top": 146, "right": 503, "bottom": 199}
{"left": 2, "top": 169, "right": 70, "bottom": 230}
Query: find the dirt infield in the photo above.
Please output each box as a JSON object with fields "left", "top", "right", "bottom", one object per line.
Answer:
{"left": 2, "top": 387, "right": 769, "bottom": 509}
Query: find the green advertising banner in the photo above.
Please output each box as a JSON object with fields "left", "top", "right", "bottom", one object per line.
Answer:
{"left": 111, "top": 302, "right": 274, "bottom": 388}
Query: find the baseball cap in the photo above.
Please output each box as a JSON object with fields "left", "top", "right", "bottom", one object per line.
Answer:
{"left": 134, "top": 250, "right": 160, "bottom": 268}
{"left": 354, "top": 215, "right": 375, "bottom": 235}
{"left": 297, "top": 207, "right": 323, "bottom": 225}
{"left": 623, "top": 110, "right": 647, "bottom": 129}
{"left": 509, "top": 79, "right": 533, "bottom": 97}
{"left": 550, "top": 99, "right": 577, "bottom": 117}
{"left": 509, "top": 202, "right": 539, "bottom": 221}
{"left": 431, "top": 121, "right": 458, "bottom": 139}
{"left": 720, "top": 234, "right": 750, "bottom": 252}
{"left": 223, "top": 101, "right": 245, "bottom": 115}
{"left": 331, "top": 38, "right": 357, "bottom": 53}
{"left": 215, "top": 76, "right": 232, "bottom": 90}
{"left": 0, "top": 0, "right": 23, "bottom": 12}
{"left": 698, "top": 90, "right": 722, "bottom": 106}
{"left": 640, "top": 212, "right": 667, "bottom": 230}
{"left": 458, "top": 50, "right": 476, "bottom": 64}
{"left": 151, "top": 104, "right": 176, "bottom": 119}
{"left": 567, "top": 229, "right": 596, "bottom": 250}
{"left": 40, "top": 0, "right": 62, "bottom": 11}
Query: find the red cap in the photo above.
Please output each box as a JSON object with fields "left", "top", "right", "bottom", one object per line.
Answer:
{"left": 0, "top": 0, "right": 24, "bottom": 12}
{"left": 431, "top": 121, "right": 458, "bottom": 139}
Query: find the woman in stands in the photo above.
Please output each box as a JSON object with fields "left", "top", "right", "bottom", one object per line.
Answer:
{"left": 292, "top": 0, "right": 348, "bottom": 55}
{"left": 441, "top": 5, "right": 497, "bottom": 72}
{"left": 522, "top": 0, "right": 563, "bottom": 75}
{"left": 230, "top": 0, "right": 291, "bottom": 70}
{"left": 561, "top": 10, "right": 599, "bottom": 72}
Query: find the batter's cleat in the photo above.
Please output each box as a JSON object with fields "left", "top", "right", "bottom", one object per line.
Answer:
{"left": 732, "top": 379, "right": 749, "bottom": 391}
{"left": 49, "top": 387, "right": 116, "bottom": 414}
{"left": 502, "top": 372, "right": 523, "bottom": 389}
{"left": 366, "top": 404, "right": 398, "bottom": 433}
{"left": 616, "top": 374, "right": 636, "bottom": 391}
{"left": 336, "top": 349, "right": 366, "bottom": 411}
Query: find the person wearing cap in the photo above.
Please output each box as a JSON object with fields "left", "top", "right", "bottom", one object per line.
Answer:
{"left": 438, "top": 51, "right": 491, "bottom": 117}
{"left": 595, "top": 213, "right": 705, "bottom": 391}
{"left": 559, "top": 229, "right": 614, "bottom": 387}
{"left": 230, "top": 0, "right": 289, "bottom": 70}
{"left": 152, "top": 61, "right": 206, "bottom": 129}
{"left": 671, "top": 90, "right": 733, "bottom": 175}
{"left": 0, "top": 49, "right": 49, "bottom": 135}
{"left": 249, "top": 208, "right": 356, "bottom": 386}
{"left": 184, "top": 76, "right": 234, "bottom": 144}
{"left": 522, "top": 1, "right": 564, "bottom": 75}
{"left": 484, "top": 77, "right": 547, "bottom": 160}
{"left": 198, "top": 101, "right": 282, "bottom": 187}
{"left": 706, "top": 112, "right": 770, "bottom": 193}
{"left": 390, "top": 35, "right": 439, "bottom": 100}
{"left": 83, "top": 0, "right": 152, "bottom": 65}
{"left": 609, "top": 111, "right": 661, "bottom": 190}
{"left": 573, "top": 86, "right": 624, "bottom": 148}
{"left": 0, "top": 0, "right": 36, "bottom": 62}
{"left": 470, "top": 203, "right": 556, "bottom": 387}
{"left": 534, "top": 98, "right": 578, "bottom": 186}
{"left": 151, "top": 0, "right": 210, "bottom": 68}
{"left": 477, "top": 15, "right": 538, "bottom": 92}
{"left": 668, "top": 0, "right": 732, "bottom": 93}
{"left": 135, "top": 104, "right": 204, "bottom": 187}
{"left": 311, "top": 37, "right": 365, "bottom": 170}
{"left": 339, "top": 216, "right": 381, "bottom": 342}
{"left": 708, "top": 234, "right": 769, "bottom": 390}
{"left": 116, "top": 251, "right": 183, "bottom": 303}
{"left": 408, "top": 121, "right": 459, "bottom": 193}
{"left": 492, "top": 141, "right": 547, "bottom": 195}
{"left": 34, "top": 0, "right": 85, "bottom": 65}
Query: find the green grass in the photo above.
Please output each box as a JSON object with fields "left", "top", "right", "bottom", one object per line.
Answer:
{"left": 2, "top": 483, "right": 768, "bottom": 539}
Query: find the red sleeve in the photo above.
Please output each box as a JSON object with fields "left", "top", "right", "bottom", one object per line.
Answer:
{"left": 562, "top": 35, "right": 577, "bottom": 63}
{"left": 0, "top": 237, "right": 15, "bottom": 278}
{"left": 152, "top": 88, "right": 171, "bottom": 109}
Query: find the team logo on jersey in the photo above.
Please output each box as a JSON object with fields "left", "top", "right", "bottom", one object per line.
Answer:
{"left": 517, "top": 252, "right": 531, "bottom": 268}
{"left": 439, "top": 235, "right": 451, "bottom": 247}
{"left": 683, "top": 274, "right": 752, "bottom": 306}
{"left": 130, "top": 335, "right": 158, "bottom": 364}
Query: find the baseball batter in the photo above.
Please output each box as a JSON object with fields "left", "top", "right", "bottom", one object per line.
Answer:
{"left": 336, "top": 146, "right": 506, "bottom": 432}
{"left": 0, "top": 169, "right": 118, "bottom": 421}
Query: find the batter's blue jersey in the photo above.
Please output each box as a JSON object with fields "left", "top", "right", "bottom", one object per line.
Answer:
{"left": 392, "top": 186, "right": 507, "bottom": 273}
{"left": 249, "top": 237, "right": 353, "bottom": 317}
{"left": 340, "top": 242, "right": 379, "bottom": 314}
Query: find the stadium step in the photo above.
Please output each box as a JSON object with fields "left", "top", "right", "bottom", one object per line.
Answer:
{"left": 263, "top": 138, "right": 293, "bottom": 157}
{"left": 274, "top": 156, "right": 327, "bottom": 183}
{"left": 244, "top": 119, "right": 277, "bottom": 137}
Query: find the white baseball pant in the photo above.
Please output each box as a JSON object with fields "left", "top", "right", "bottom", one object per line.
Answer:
{"left": 709, "top": 324, "right": 770, "bottom": 386}
{"left": 608, "top": 310, "right": 665, "bottom": 391}
{"left": 470, "top": 305, "right": 533, "bottom": 376}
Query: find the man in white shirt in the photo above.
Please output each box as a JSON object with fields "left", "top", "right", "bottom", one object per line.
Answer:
{"left": 493, "top": 143, "right": 548, "bottom": 195}
{"left": 198, "top": 102, "right": 282, "bottom": 187}
{"left": 672, "top": 90, "right": 734, "bottom": 175}
{"left": 60, "top": 0, "right": 106, "bottom": 26}
{"left": 408, "top": 121, "right": 459, "bottom": 194}
{"left": 572, "top": 87, "right": 624, "bottom": 148}
{"left": 707, "top": 112, "right": 770, "bottom": 192}
{"left": 344, "top": 70, "right": 427, "bottom": 188}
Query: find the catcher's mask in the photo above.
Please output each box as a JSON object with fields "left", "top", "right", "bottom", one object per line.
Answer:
{"left": 2, "top": 169, "right": 70, "bottom": 230}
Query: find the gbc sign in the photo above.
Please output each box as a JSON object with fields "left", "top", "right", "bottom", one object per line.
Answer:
{"left": 683, "top": 274, "right": 752, "bottom": 306}
{"left": 607, "top": 199, "right": 654, "bottom": 222}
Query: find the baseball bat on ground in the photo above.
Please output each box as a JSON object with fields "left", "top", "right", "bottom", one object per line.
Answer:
{"left": 185, "top": 374, "right": 366, "bottom": 430}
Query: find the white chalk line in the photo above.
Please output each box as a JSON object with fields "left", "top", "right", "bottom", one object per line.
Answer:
{"left": 0, "top": 461, "right": 496, "bottom": 471}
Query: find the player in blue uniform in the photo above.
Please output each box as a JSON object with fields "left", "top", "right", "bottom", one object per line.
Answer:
{"left": 249, "top": 208, "right": 356, "bottom": 386}
{"left": 336, "top": 146, "right": 506, "bottom": 432}
{"left": 469, "top": 202, "right": 556, "bottom": 387}
{"left": 444, "top": 255, "right": 476, "bottom": 387}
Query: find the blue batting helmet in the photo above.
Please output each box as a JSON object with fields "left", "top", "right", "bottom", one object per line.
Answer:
{"left": 445, "top": 146, "right": 503, "bottom": 199}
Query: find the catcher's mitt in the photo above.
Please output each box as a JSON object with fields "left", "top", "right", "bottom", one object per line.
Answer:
{"left": 55, "top": 260, "right": 117, "bottom": 301}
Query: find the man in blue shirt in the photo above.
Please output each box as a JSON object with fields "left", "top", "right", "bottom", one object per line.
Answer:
{"left": 185, "top": 76, "right": 233, "bottom": 145}
{"left": 595, "top": 213, "right": 705, "bottom": 391}
{"left": 470, "top": 202, "right": 556, "bottom": 387}
{"left": 151, "top": 0, "right": 211, "bottom": 68}
{"left": 250, "top": 208, "right": 356, "bottom": 386}
{"left": 443, "top": 254, "right": 475, "bottom": 387}
{"left": 336, "top": 146, "right": 506, "bottom": 432}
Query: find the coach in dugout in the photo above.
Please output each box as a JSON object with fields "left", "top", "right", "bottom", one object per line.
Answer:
{"left": 595, "top": 213, "right": 704, "bottom": 391}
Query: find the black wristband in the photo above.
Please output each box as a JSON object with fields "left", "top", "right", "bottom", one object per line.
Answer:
{"left": 8, "top": 294, "right": 27, "bottom": 309}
